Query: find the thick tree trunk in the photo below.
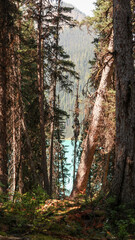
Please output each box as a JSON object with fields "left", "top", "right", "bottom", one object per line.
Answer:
{"left": 37, "top": 0, "right": 49, "bottom": 194}
{"left": 0, "top": 1, "right": 8, "bottom": 192}
{"left": 111, "top": 0, "right": 135, "bottom": 204}
{"left": 71, "top": 35, "right": 114, "bottom": 198}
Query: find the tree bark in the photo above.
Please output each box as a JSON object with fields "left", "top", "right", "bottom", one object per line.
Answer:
{"left": 111, "top": 0, "right": 135, "bottom": 205}
{"left": 49, "top": 83, "right": 56, "bottom": 196}
{"left": 49, "top": 0, "right": 60, "bottom": 196}
{"left": 11, "top": 92, "right": 16, "bottom": 198}
{"left": 37, "top": 0, "right": 49, "bottom": 194}
{"left": 0, "top": 1, "right": 8, "bottom": 192}
{"left": 102, "top": 153, "right": 110, "bottom": 191}
{"left": 71, "top": 34, "right": 114, "bottom": 198}
{"left": 73, "top": 78, "right": 80, "bottom": 184}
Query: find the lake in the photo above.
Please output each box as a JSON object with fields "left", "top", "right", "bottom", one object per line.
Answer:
{"left": 63, "top": 139, "right": 80, "bottom": 195}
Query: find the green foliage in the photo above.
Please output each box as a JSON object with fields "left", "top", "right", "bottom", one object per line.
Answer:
{"left": 104, "top": 197, "right": 135, "bottom": 239}
{"left": 0, "top": 187, "right": 49, "bottom": 234}
{"left": 0, "top": 192, "right": 135, "bottom": 240}
{"left": 60, "top": 16, "right": 95, "bottom": 138}
{"left": 28, "top": 235, "right": 60, "bottom": 240}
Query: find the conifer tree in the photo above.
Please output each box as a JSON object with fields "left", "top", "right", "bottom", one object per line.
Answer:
{"left": 0, "top": 0, "right": 19, "bottom": 193}
{"left": 71, "top": 0, "right": 114, "bottom": 197}
{"left": 111, "top": 0, "right": 135, "bottom": 205}
{"left": 0, "top": 0, "right": 9, "bottom": 192}
{"left": 36, "top": 0, "right": 49, "bottom": 194}
{"left": 45, "top": 0, "right": 79, "bottom": 196}
{"left": 72, "top": 79, "right": 80, "bottom": 184}
{"left": 18, "top": 6, "right": 38, "bottom": 192}
{"left": 49, "top": 0, "right": 61, "bottom": 197}
{"left": 54, "top": 95, "right": 69, "bottom": 197}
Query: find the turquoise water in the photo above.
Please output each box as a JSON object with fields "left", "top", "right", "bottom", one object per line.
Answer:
{"left": 63, "top": 140, "right": 80, "bottom": 195}
{"left": 63, "top": 140, "right": 74, "bottom": 195}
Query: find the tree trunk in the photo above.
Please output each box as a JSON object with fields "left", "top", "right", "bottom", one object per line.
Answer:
{"left": 111, "top": 0, "right": 135, "bottom": 205}
{"left": 49, "top": 83, "right": 56, "bottom": 196}
{"left": 11, "top": 93, "right": 16, "bottom": 198}
{"left": 73, "top": 140, "right": 77, "bottom": 184}
{"left": 16, "top": 7, "right": 23, "bottom": 194}
{"left": 49, "top": 0, "right": 60, "bottom": 196}
{"left": 37, "top": 0, "right": 49, "bottom": 194}
{"left": 102, "top": 153, "right": 110, "bottom": 191}
{"left": 0, "top": 1, "right": 8, "bottom": 192}
{"left": 73, "top": 79, "right": 80, "bottom": 185}
{"left": 71, "top": 35, "right": 114, "bottom": 198}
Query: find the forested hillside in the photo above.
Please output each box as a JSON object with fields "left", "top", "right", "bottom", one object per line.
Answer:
{"left": 60, "top": 3, "right": 94, "bottom": 138}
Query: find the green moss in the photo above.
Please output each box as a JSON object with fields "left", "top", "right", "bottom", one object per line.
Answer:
{"left": 0, "top": 231, "right": 7, "bottom": 236}
{"left": 28, "top": 234, "right": 60, "bottom": 240}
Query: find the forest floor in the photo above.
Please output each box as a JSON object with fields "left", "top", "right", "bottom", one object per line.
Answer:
{"left": 0, "top": 194, "right": 135, "bottom": 240}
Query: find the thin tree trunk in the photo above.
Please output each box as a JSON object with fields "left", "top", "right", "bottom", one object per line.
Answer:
{"left": 11, "top": 93, "right": 16, "bottom": 198}
{"left": 0, "top": 1, "right": 8, "bottom": 192}
{"left": 16, "top": 5, "right": 22, "bottom": 194}
{"left": 111, "top": 0, "right": 135, "bottom": 205}
{"left": 73, "top": 79, "right": 80, "bottom": 184}
{"left": 71, "top": 34, "right": 114, "bottom": 198}
{"left": 61, "top": 159, "right": 65, "bottom": 197}
{"left": 102, "top": 153, "right": 110, "bottom": 191}
{"left": 18, "top": 160, "right": 23, "bottom": 194}
{"left": 9, "top": 45, "right": 20, "bottom": 198}
{"left": 49, "top": 84, "right": 56, "bottom": 196}
{"left": 37, "top": 0, "right": 49, "bottom": 194}
{"left": 73, "top": 140, "right": 77, "bottom": 184}
{"left": 49, "top": 0, "right": 60, "bottom": 196}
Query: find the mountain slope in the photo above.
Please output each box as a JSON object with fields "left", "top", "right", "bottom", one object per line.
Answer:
{"left": 59, "top": 3, "right": 94, "bottom": 138}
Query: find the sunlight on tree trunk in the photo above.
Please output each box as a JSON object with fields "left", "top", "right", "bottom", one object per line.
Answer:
{"left": 71, "top": 34, "right": 114, "bottom": 198}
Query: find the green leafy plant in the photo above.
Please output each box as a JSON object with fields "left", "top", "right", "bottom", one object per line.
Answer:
{"left": 104, "top": 197, "right": 135, "bottom": 239}
{"left": 0, "top": 187, "right": 49, "bottom": 234}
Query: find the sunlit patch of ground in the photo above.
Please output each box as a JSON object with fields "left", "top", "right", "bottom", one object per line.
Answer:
{"left": 0, "top": 197, "right": 135, "bottom": 240}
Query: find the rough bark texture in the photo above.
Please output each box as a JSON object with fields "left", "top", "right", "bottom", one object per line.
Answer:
{"left": 0, "top": 1, "right": 8, "bottom": 192}
{"left": 102, "top": 153, "right": 110, "bottom": 191}
{"left": 111, "top": 0, "right": 135, "bottom": 204}
{"left": 37, "top": 0, "right": 49, "bottom": 194}
{"left": 73, "top": 79, "right": 80, "bottom": 184}
{"left": 71, "top": 36, "right": 114, "bottom": 198}
{"left": 49, "top": 89, "right": 56, "bottom": 196}
{"left": 49, "top": 0, "right": 60, "bottom": 196}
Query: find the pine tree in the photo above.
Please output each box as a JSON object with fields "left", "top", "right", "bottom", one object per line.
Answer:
{"left": 72, "top": 78, "right": 80, "bottom": 185}
{"left": 71, "top": 0, "right": 114, "bottom": 197}
{"left": 71, "top": 37, "right": 114, "bottom": 197}
{"left": 0, "top": 0, "right": 9, "bottom": 192}
{"left": 54, "top": 95, "right": 69, "bottom": 198}
{"left": 0, "top": 0, "right": 19, "bottom": 193}
{"left": 111, "top": 0, "right": 135, "bottom": 205}
{"left": 36, "top": 0, "right": 50, "bottom": 194}
{"left": 43, "top": 0, "right": 79, "bottom": 196}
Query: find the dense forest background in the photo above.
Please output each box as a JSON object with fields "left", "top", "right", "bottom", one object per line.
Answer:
{"left": 60, "top": 3, "right": 94, "bottom": 138}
